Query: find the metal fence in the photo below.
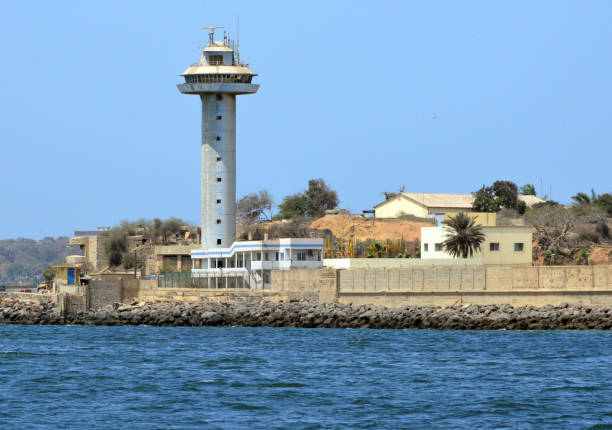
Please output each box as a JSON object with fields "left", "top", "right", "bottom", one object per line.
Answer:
{"left": 157, "top": 272, "right": 249, "bottom": 289}
{"left": 158, "top": 272, "right": 208, "bottom": 289}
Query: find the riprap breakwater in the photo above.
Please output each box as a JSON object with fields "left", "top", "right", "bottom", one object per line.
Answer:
{"left": 1, "top": 296, "right": 612, "bottom": 329}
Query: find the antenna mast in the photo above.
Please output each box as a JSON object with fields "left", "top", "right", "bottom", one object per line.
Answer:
{"left": 237, "top": 16, "right": 240, "bottom": 64}
{"left": 201, "top": 26, "right": 223, "bottom": 45}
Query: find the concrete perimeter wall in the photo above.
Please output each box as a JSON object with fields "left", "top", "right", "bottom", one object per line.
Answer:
{"left": 337, "top": 265, "right": 612, "bottom": 307}
{"left": 88, "top": 281, "right": 122, "bottom": 310}
{"left": 0, "top": 292, "right": 55, "bottom": 304}
{"left": 16, "top": 265, "right": 611, "bottom": 316}
{"left": 270, "top": 270, "right": 322, "bottom": 301}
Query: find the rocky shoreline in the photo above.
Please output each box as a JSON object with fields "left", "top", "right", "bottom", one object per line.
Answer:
{"left": 1, "top": 296, "right": 612, "bottom": 329}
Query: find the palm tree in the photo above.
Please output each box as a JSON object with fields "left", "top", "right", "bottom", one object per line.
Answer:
{"left": 442, "top": 213, "right": 486, "bottom": 258}
{"left": 571, "top": 188, "right": 597, "bottom": 206}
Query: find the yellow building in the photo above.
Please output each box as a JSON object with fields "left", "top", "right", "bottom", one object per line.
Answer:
{"left": 421, "top": 226, "right": 532, "bottom": 265}
{"left": 375, "top": 192, "right": 543, "bottom": 222}
{"left": 445, "top": 212, "right": 496, "bottom": 227}
{"left": 53, "top": 265, "right": 81, "bottom": 286}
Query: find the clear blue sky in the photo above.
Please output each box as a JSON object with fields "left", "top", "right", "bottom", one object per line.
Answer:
{"left": 1, "top": 1, "right": 611, "bottom": 239}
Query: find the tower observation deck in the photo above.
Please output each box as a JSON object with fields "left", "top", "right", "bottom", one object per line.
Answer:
{"left": 177, "top": 27, "right": 259, "bottom": 249}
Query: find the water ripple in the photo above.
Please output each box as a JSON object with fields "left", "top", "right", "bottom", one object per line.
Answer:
{"left": 0, "top": 327, "right": 610, "bottom": 429}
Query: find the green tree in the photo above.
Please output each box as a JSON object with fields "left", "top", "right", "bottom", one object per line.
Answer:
{"left": 237, "top": 190, "right": 273, "bottom": 223}
{"left": 105, "top": 230, "right": 127, "bottom": 267}
{"left": 520, "top": 184, "right": 536, "bottom": 196}
{"left": 442, "top": 213, "right": 486, "bottom": 258}
{"left": 491, "top": 180, "right": 519, "bottom": 209}
{"left": 571, "top": 190, "right": 595, "bottom": 206}
{"left": 275, "top": 193, "right": 309, "bottom": 220}
{"left": 594, "top": 193, "right": 612, "bottom": 216}
{"left": 42, "top": 265, "right": 56, "bottom": 282}
{"left": 473, "top": 180, "right": 523, "bottom": 212}
{"left": 571, "top": 189, "right": 612, "bottom": 216}
{"left": 162, "top": 217, "right": 184, "bottom": 243}
{"left": 472, "top": 186, "right": 500, "bottom": 212}
{"left": 274, "top": 178, "right": 339, "bottom": 220}
{"left": 305, "top": 178, "right": 339, "bottom": 217}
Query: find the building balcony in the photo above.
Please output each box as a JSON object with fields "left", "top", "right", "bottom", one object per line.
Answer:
{"left": 177, "top": 82, "right": 260, "bottom": 95}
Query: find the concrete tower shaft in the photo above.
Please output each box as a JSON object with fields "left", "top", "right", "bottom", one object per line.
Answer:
{"left": 200, "top": 93, "right": 236, "bottom": 249}
{"left": 178, "top": 28, "right": 259, "bottom": 249}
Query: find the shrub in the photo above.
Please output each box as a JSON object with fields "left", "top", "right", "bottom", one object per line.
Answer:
{"left": 574, "top": 248, "right": 590, "bottom": 265}
{"left": 596, "top": 220, "right": 610, "bottom": 239}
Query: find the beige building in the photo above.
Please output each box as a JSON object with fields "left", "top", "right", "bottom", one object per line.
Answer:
{"left": 444, "top": 211, "right": 496, "bottom": 227}
{"left": 53, "top": 264, "right": 81, "bottom": 286}
{"left": 154, "top": 245, "right": 200, "bottom": 273}
{"left": 70, "top": 228, "right": 110, "bottom": 272}
{"left": 421, "top": 226, "right": 532, "bottom": 265}
{"left": 375, "top": 192, "right": 543, "bottom": 222}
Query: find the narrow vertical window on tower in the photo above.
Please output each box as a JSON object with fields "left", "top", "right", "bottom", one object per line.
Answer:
{"left": 216, "top": 94, "right": 223, "bottom": 101}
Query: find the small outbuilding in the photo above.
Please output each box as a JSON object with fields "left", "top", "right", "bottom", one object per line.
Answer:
{"left": 52, "top": 264, "right": 81, "bottom": 286}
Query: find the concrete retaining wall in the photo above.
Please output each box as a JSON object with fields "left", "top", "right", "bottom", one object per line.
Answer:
{"left": 88, "top": 281, "right": 122, "bottom": 310}
{"left": 122, "top": 279, "right": 157, "bottom": 302}
{"left": 0, "top": 292, "right": 55, "bottom": 304}
{"left": 335, "top": 265, "right": 612, "bottom": 307}
{"left": 270, "top": 269, "right": 322, "bottom": 301}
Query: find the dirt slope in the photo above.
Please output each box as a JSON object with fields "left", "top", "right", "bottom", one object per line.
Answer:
{"left": 309, "top": 214, "right": 433, "bottom": 242}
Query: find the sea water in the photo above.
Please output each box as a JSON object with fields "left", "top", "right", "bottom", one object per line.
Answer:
{"left": 0, "top": 326, "right": 611, "bottom": 429}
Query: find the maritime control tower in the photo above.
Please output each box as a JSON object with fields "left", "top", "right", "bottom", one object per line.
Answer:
{"left": 177, "top": 27, "right": 259, "bottom": 249}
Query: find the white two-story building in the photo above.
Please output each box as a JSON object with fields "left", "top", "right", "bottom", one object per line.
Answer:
{"left": 191, "top": 238, "right": 324, "bottom": 289}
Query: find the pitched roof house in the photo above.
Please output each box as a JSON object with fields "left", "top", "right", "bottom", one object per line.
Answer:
{"left": 374, "top": 192, "right": 544, "bottom": 219}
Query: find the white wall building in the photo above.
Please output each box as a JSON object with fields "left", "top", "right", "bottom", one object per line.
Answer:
{"left": 421, "top": 226, "right": 532, "bottom": 265}
{"left": 191, "top": 238, "right": 324, "bottom": 289}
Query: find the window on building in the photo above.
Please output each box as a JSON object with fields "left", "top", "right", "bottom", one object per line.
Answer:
{"left": 297, "top": 252, "right": 306, "bottom": 261}
{"left": 264, "top": 252, "right": 270, "bottom": 261}
{"left": 216, "top": 157, "right": 222, "bottom": 162}
{"left": 209, "top": 55, "right": 223, "bottom": 65}
{"left": 255, "top": 252, "right": 261, "bottom": 261}
{"left": 216, "top": 219, "right": 221, "bottom": 224}
{"left": 435, "top": 243, "right": 443, "bottom": 252}
{"left": 490, "top": 242, "right": 500, "bottom": 251}
{"left": 216, "top": 199, "right": 221, "bottom": 204}
{"left": 217, "top": 177, "right": 222, "bottom": 182}
{"left": 424, "top": 243, "right": 429, "bottom": 252}
{"left": 216, "top": 136, "right": 221, "bottom": 141}
{"left": 514, "top": 243, "right": 524, "bottom": 252}
{"left": 217, "top": 239, "right": 222, "bottom": 245}
{"left": 275, "top": 252, "right": 279, "bottom": 261}
{"left": 216, "top": 116, "right": 222, "bottom": 120}
{"left": 216, "top": 94, "right": 223, "bottom": 101}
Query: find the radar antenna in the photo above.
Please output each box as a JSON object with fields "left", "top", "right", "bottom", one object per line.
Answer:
{"left": 201, "top": 26, "right": 223, "bottom": 44}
